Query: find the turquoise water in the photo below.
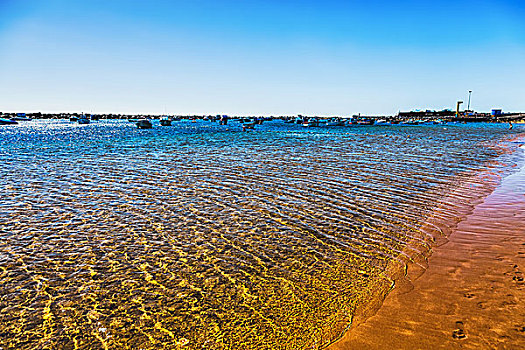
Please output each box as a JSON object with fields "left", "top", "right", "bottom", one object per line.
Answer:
{"left": 0, "top": 119, "right": 522, "bottom": 349}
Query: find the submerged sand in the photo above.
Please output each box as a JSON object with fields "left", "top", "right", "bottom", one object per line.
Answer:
{"left": 330, "top": 145, "right": 525, "bottom": 349}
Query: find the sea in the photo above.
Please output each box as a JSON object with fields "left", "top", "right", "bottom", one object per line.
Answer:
{"left": 0, "top": 119, "right": 523, "bottom": 350}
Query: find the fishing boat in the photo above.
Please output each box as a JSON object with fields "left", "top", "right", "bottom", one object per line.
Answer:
{"left": 0, "top": 118, "right": 18, "bottom": 125}
{"left": 374, "top": 119, "right": 391, "bottom": 126}
{"left": 326, "top": 118, "right": 345, "bottom": 126}
{"left": 136, "top": 118, "right": 153, "bottom": 129}
{"left": 302, "top": 119, "right": 320, "bottom": 127}
{"left": 70, "top": 116, "right": 78, "bottom": 122}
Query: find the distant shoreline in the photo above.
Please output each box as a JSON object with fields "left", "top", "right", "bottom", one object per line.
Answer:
{"left": 2, "top": 112, "right": 525, "bottom": 124}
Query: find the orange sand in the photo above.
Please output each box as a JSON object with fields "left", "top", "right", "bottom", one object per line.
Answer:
{"left": 330, "top": 151, "right": 525, "bottom": 349}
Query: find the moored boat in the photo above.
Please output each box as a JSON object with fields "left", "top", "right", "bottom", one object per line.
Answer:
{"left": 326, "top": 118, "right": 345, "bottom": 126}
{"left": 78, "top": 115, "right": 90, "bottom": 124}
{"left": 302, "top": 119, "right": 320, "bottom": 127}
{"left": 0, "top": 118, "right": 18, "bottom": 125}
{"left": 160, "top": 117, "right": 172, "bottom": 126}
{"left": 136, "top": 118, "right": 153, "bottom": 129}
{"left": 242, "top": 121, "right": 256, "bottom": 131}
{"left": 374, "top": 119, "right": 391, "bottom": 126}
{"left": 398, "top": 119, "right": 419, "bottom": 125}
{"left": 356, "top": 119, "right": 374, "bottom": 125}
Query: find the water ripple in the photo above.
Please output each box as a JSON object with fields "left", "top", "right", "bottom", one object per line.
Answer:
{"left": 0, "top": 120, "right": 521, "bottom": 349}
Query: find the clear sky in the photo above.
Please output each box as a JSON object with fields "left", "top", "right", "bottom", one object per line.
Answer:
{"left": 1, "top": 0, "right": 524, "bottom": 115}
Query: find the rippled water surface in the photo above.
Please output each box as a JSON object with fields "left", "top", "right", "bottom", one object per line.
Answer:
{"left": 0, "top": 120, "right": 522, "bottom": 349}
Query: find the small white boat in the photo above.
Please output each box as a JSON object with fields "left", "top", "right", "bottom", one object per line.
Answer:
{"left": 374, "top": 119, "right": 391, "bottom": 126}
{"left": 136, "top": 119, "right": 153, "bottom": 129}
{"left": 302, "top": 119, "right": 320, "bottom": 127}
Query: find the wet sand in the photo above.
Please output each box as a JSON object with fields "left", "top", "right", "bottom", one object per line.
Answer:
{"left": 330, "top": 145, "right": 525, "bottom": 349}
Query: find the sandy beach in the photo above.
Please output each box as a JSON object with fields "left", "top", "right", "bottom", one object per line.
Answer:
{"left": 330, "top": 142, "right": 525, "bottom": 349}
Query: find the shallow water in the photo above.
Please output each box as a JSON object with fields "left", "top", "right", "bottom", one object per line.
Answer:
{"left": 0, "top": 120, "right": 522, "bottom": 349}
{"left": 330, "top": 136, "right": 525, "bottom": 350}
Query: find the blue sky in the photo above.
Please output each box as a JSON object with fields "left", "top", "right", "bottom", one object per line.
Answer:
{"left": 1, "top": 0, "right": 524, "bottom": 115}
